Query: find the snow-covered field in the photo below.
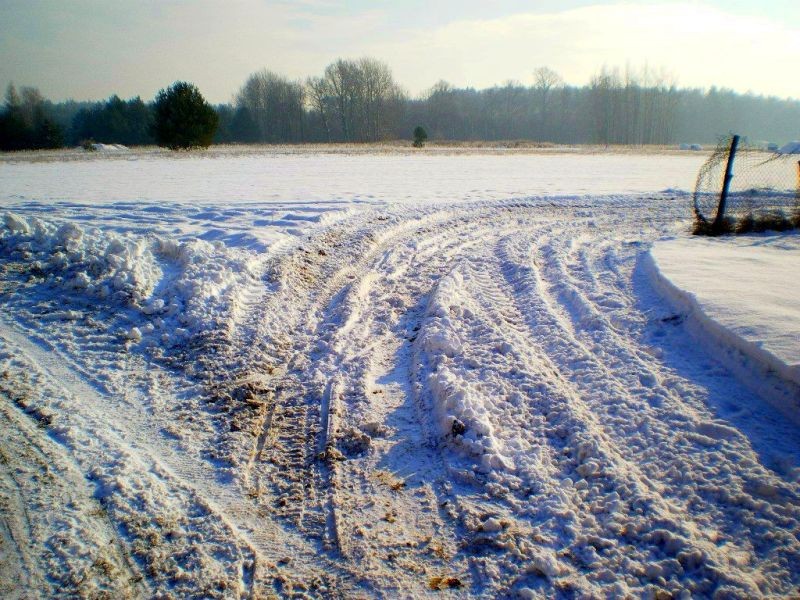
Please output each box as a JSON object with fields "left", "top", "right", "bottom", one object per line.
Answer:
{"left": 0, "top": 148, "right": 704, "bottom": 204}
{"left": 1, "top": 149, "right": 798, "bottom": 599}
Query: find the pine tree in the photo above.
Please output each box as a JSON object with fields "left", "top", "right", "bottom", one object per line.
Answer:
{"left": 152, "top": 82, "right": 218, "bottom": 149}
{"left": 412, "top": 125, "right": 428, "bottom": 148}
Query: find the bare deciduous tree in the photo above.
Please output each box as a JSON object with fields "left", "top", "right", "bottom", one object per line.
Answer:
{"left": 305, "top": 76, "right": 332, "bottom": 142}
{"left": 533, "top": 67, "right": 563, "bottom": 140}
{"left": 323, "top": 58, "right": 405, "bottom": 142}
{"left": 236, "top": 70, "right": 305, "bottom": 143}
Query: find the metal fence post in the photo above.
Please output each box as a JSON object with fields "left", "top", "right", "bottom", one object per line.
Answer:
{"left": 713, "top": 134, "right": 739, "bottom": 231}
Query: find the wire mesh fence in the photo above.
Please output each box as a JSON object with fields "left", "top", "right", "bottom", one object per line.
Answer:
{"left": 693, "top": 135, "right": 800, "bottom": 234}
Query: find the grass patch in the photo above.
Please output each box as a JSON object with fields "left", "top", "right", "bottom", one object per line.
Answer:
{"left": 374, "top": 469, "right": 407, "bottom": 491}
{"left": 692, "top": 216, "right": 734, "bottom": 236}
{"left": 735, "top": 212, "right": 795, "bottom": 234}
{"left": 693, "top": 212, "right": 798, "bottom": 236}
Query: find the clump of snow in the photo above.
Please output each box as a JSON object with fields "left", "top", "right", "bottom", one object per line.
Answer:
{"left": 147, "top": 236, "right": 256, "bottom": 346}
{"left": 0, "top": 211, "right": 161, "bottom": 304}
{"left": 86, "top": 143, "right": 129, "bottom": 152}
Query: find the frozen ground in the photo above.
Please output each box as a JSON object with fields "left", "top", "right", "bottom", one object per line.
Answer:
{"left": 0, "top": 150, "right": 798, "bottom": 599}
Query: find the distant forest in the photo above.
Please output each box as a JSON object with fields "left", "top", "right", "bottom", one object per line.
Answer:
{"left": 1, "top": 58, "right": 799, "bottom": 151}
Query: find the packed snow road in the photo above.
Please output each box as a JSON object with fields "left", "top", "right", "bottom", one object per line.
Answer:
{"left": 1, "top": 193, "right": 799, "bottom": 598}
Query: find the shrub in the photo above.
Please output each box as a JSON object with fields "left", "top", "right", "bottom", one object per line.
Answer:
{"left": 692, "top": 216, "right": 734, "bottom": 236}
{"left": 694, "top": 212, "right": 797, "bottom": 236}
{"left": 412, "top": 125, "right": 428, "bottom": 148}
{"left": 152, "top": 82, "right": 218, "bottom": 150}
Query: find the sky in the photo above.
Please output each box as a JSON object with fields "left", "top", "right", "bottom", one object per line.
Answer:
{"left": 1, "top": 0, "right": 799, "bottom": 104}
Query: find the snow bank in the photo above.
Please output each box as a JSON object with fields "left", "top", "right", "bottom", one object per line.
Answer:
{"left": 646, "top": 235, "right": 800, "bottom": 420}
{"left": 0, "top": 212, "right": 256, "bottom": 347}
{"left": 147, "top": 236, "right": 256, "bottom": 345}
{"left": 1, "top": 212, "right": 161, "bottom": 304}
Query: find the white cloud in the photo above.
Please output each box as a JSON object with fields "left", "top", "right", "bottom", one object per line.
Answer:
{"left": 370, "top": 2, "right": 800, "bottom": 98}
{"left": 1, "top": 1, "right": 797, "bottom": 102}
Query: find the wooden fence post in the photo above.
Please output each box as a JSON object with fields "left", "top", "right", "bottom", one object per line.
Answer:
{"left": 713, "top": 134, "right": 740, "bottom": 232}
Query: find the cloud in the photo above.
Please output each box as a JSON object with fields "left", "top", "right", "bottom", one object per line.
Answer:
{"left": 1, "top": 1, "right": 797, "bottom": 102}
{"left": 370, "top": 2, "right": 800, "bottom": 98}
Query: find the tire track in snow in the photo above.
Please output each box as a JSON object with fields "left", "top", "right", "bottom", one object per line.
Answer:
{"left": 410, "top": 203, "right": 799, "bottom": 596}
{"left": 495, "top": 224, "right": 800, "bottom": 594}
{"left": 433, "top": 248, "right": 698, "bottom": 592}
{"left": 3, "top": 194, "right": 799, "bottom": 597}
{"left": 239, "top": 205, "right": 530, "bottom": 593}
{"left": 309, "top": 213, "right": 489, "bottom": 593}
{"left": 200, "top": 214, "right": 447, "bottom": 566}
{"left": 0, "top": 319, "right": 358, "bottom": 597}
{"left": 533, "top": 229, "right": 800, "bottom": 589}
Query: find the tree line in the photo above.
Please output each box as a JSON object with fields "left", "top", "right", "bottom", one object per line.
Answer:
{"left": 2, "top": 59, "right": 799, "bottom": 151}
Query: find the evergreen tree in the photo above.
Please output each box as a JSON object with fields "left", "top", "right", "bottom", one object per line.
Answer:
{"left": 73, "top": 95, "right": 154, "bottom": 146}
{"left": 152, "top": 82, "right": 218, "bottom": 149}
{"left": 0, "top": 83, "right": 64, "bottom": 150}
{"left": 412, "top": 125, "right": 428, "bottom": 147}
{"left": 0, "top": 84, "right": 30, "bottom": 150}
{"left": 34, "top": 118, "right": 64, "bottom": 149}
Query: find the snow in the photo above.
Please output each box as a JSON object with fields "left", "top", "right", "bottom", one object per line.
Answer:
{"left": 0, "top": 149, "right": 705, "bottom": 204}
{"left": 87, "top": 143, "right": 129, "bottom": 152}
{"left": 0, "top": 212, "right": 258, "bottom": 348}
{"left": 647, "top": 234, "right": 800, "bottom": 418}
{"left": 777, "top": 140, "right": 800, "bottom": 154}
{"left": 0, "top": 148, "right": 799, "bottom": 598}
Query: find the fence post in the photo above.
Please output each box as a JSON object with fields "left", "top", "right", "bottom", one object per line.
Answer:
{"left": 713, "top": 134, "right": 739, "bottom": 231}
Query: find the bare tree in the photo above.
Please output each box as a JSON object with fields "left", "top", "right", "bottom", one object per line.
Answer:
{"left": 324, "top": 59, "right": 360, "bottom": 142}
{"left": 532, "top": 67, "right": 563, "bottom": 140}
{"left": 4, "top": 83, "right": 21, "bottom": 111}
{"left": 424, "top": 80, "right": 457, "bottom": 139}
{"left": 305, "top": 76, "right": 332, "bottom": 142}
{"left": 358, "top": 57, "right": 397, "bottom": 141}
{"left": 236, "top": 70, "right": 304, "bottom": 143}
{"left": 323, "top": 58, "right": 404, "bottom": 142}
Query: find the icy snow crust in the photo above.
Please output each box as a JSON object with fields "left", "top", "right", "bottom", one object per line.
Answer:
{"left": 0, "top": 152, "right": 799, "bottom": 598}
